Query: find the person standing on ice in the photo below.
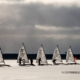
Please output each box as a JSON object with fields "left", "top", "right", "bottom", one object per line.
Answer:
{"left": 52, "top": 59, "right": 56, "bottom": 65}
{"left": 19, "top": 58, "right": 22, "bottom": 65}
{"left": 38, "top": 58, "right": 41, "bottom": 65}
{"left": 30, "top": 57, "right": 33, "bottom": 65}
{"left": 22, "top": 59, "right": 25, "bottom": 66}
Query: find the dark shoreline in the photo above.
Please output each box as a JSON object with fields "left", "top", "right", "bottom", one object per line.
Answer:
{"left": 2, "top": 54, "right": 80, "bottom": 60}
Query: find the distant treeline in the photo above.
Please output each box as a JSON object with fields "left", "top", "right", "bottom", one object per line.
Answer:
{"left": 2, "top": 53, "right": 80, "bottom": 60}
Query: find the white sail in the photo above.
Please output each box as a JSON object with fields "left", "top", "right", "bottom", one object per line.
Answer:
{"left": 0, "top": 48, "right": 5, "bottom": 63}
{"left": 66, "top": 46, "right": 75, "bottom": 63}
{"left": 52, "top": 45, "right": 62, "bottom": 63}
{"left": 36, "top": 44, "right": 47, "bottom": 64}
{"left": 17, "top": 43, "right": 29, "bottom": 63}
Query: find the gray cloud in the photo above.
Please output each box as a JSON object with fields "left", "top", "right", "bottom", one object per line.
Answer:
{"left": 18, "top": 4, "right": 80, "bottom": 27}
{"left": 0, "top": 3, "right": 80, "bottom": 27}
{"left": 0, "top": 3, "right": 80, "bottom": 53}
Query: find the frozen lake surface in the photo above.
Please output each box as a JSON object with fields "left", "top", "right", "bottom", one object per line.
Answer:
{"left": 0, "top": 60, "right": 80, "bottom": 80}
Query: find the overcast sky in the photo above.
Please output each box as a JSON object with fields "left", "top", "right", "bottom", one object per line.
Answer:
{"left": 0, "top": 0, "right": 80, "bottom": 54}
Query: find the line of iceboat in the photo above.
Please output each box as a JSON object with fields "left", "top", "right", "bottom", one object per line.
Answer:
{"left": 0, "top": 43, "right": 79, "bottom": 66}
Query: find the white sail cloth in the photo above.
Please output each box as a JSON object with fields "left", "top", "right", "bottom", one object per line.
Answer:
{"left": 17, "top": 43, "right": 29, "bottom": 63}
{"left": 66, "top": 46, "right": 75, "bottom": 63}
{"left": 52, "top": 45, "right": 62, "bottom": 63}
{"left": 36, "top": 45, "right": 47, "bottom": 64}
{"left": 0, "top": 48, "right": 5, "bottom": 63}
